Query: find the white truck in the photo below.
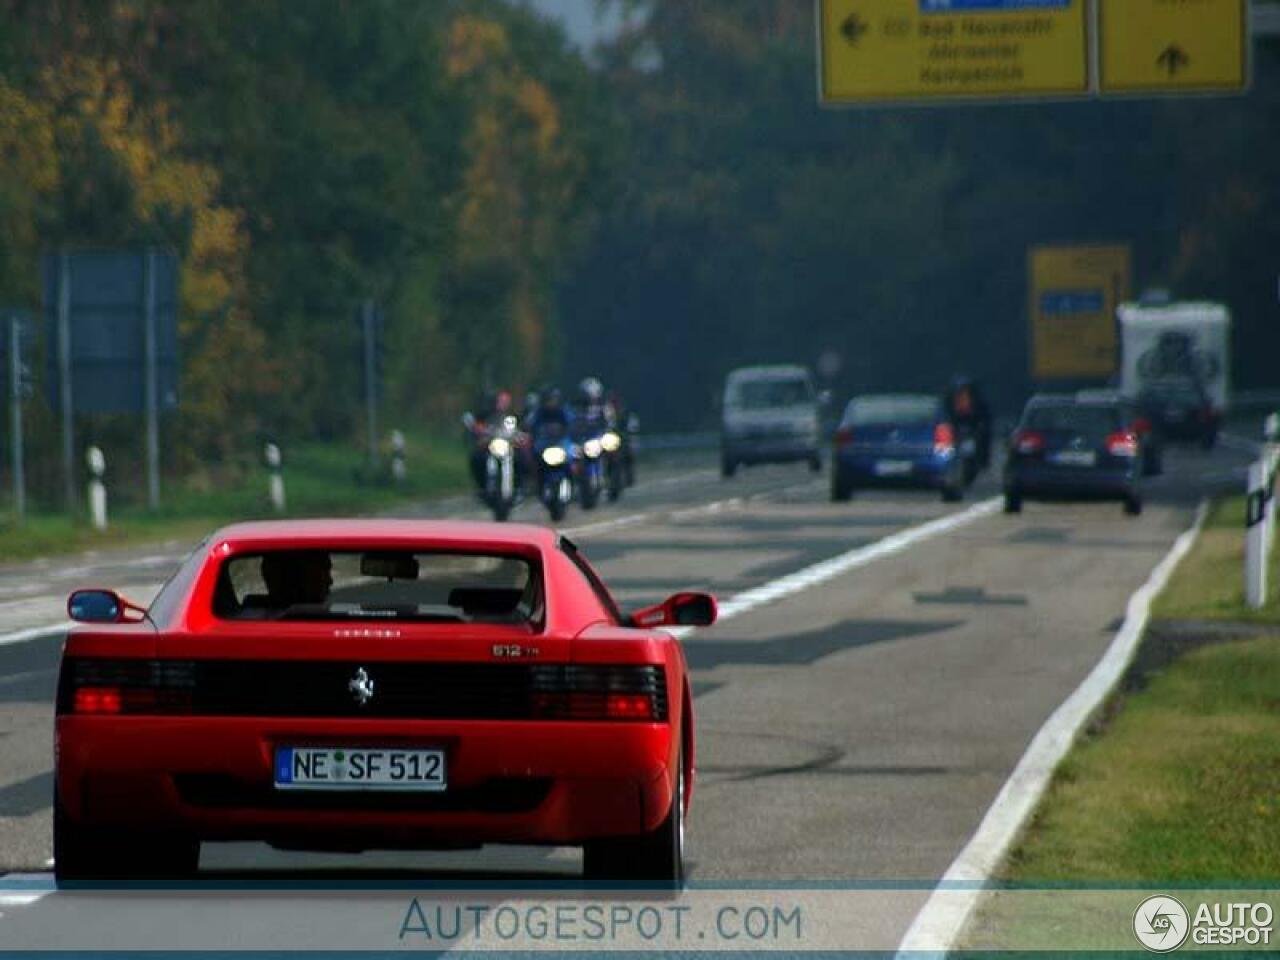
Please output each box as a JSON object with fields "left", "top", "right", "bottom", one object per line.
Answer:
{"left": 1117, "top": 301, "right": 1231, "bottom": 414}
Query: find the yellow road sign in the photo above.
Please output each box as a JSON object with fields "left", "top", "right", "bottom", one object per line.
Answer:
{"left": 818, "top": 0, "right": 1090, "bottom": 104}
{"left": 1098, "top": 0, "right": 1248, "bottom": 94}
{"left": 1029, "top": 245, "right": 1131, "bottom": 380}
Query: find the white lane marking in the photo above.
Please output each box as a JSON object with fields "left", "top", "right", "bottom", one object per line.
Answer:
{"left": 669, "top": 497, "right": 744, "bottom": 521}
{"left": 0, "top": 623, "right": 71, "bottom": 649}
{"left": 561, "top": 513, "right": 651, "bottom": 537}
{"left": 895, "top": 499, "right": 1209, "bottom": 957}
{"left": 669, "top": 497, "right": 1002, "bottom": 639}
{"left": 1220, "top": 432, "right": 1263, "bottom": 455}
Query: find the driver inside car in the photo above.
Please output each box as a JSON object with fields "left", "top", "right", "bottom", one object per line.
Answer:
{"left": 260, "top": 551, "right": 333, "bottom": 612}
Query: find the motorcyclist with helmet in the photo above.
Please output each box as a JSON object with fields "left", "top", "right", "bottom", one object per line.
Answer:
{"left": 943, "top": 376, "right": 993, "bottom": 477}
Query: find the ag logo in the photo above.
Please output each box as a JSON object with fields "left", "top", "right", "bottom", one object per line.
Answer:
{"left": 1133, "top": 895, "right": 1190, "bottom": 952}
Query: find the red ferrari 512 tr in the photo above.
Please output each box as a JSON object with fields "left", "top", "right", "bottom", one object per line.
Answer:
{"left": 54, "top": 520, "right": 715, "bottom": 886}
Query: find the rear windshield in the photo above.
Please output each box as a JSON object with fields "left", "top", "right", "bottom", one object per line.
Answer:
{"left": 844, "top": 396, "right": 938, "bottom": 426}
{"left": 729, "top": 377, "right": 812, "bottom": 409}
{"left": 1025, "top": 404, "right": 1122, "bottom": 434}
{"left": 213, "top": 550, "right": 541, "bottom": 624}
{"left": 1142, "top": 382, "right": 1203, "bottom": 404}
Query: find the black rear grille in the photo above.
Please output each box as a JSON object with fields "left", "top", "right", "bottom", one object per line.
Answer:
{"left": 173, "top": 773, "right": 551, "bottom": 813}
{"left": 59, "top": 660, "right": 668, "bottom": 722}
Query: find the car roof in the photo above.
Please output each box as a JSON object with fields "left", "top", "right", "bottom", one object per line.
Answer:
{"left": 207, "top": 518, "right": 560, "bottom": 552}
{"left": 849, "top": 392, "right": 938, "bottom": 404}
{"left": 725, "top": 364, "right": 810, "bottom": 382}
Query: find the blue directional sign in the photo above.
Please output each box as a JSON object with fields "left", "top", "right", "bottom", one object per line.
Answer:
{"left": 920, "top": 0, "right": 1071, "bottom": 11}
{"left": 1040, "top": 290, "right": 1106, "bottom": 316}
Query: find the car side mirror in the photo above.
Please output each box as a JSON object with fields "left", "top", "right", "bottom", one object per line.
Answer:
{"left": 818, "top": 390, "right": 833, "bottom": 408}
{"left": 67, "top": 589, "right": 146, "bottom": 624}
{"left": 629, "top": 591, "right": 718, "bottom": 629}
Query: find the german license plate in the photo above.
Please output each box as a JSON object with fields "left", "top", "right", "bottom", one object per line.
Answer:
{"left": 1050, "top": 451, "right": 1097, "bottom": 467}
{"left": 874, "top": 460, "right": 913, "bottom": 477}
{"left": 274, "top": 747, "right": 446, "bottom": 791}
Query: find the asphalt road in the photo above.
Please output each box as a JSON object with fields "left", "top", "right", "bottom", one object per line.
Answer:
{"left": 0, "top": 439, "right": 1256, "bottom": 949}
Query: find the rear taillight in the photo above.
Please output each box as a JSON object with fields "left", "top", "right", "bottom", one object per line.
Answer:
{"left": 528, "top": 665, "right": 665, "bottom": 722}
{"left": 58, "top": 659, "right": 195, "bottom": 716}
{"left": 933, "top": 422, "right": 955, "bottom": 454}
{"left": 834, "top": 427, "right": 854, "bottom": 448}
{"left": 73, "top": 686, "right": 123, "bottom": 714}
{"left": 1013, "top": 430, "right": 1045, "bottom": 455}
{"left": 1106, "top": 431, "right": 1139, "bottom": 457}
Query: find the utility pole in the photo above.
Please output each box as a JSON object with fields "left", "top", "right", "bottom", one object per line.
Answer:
{"left": 362, "top": 300, "right": 378, "bottom": 472}
{"left": 7, "top": 314, "right": 24, "bottom": 523}
{"left": 143, "top": 249, "right": 161, "bottom": 509}
{"left": 57, "top": 253, "right": 75, "bottom": 513}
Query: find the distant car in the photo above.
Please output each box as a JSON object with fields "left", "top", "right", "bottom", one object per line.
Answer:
{"left": 831, "top": 394, "right": 966, "bottom": 503}
{"left": 1136, "top": 377, "right": 1219, "bottom": 449}
{"left": 1004, "top": 395, "right": 1144, "bottom": 516}
{"left": 720, "top": 365, "right": 822, "bottom": 477}
{"left": 54, "top": 520, "right": 716, "bottom": 886}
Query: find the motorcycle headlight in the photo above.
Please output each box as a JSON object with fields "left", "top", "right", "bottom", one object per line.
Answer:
{"left": 488, "top": 437, "right": 511, "bottom": 458}
{"left": 601, "top": 431, "right": 622, "bottom": 453}
{"left": 542, "top": 446, "right": 567, "bottom": 467}
{"left": 583, "top": 439, "right": 603, "bottom": 459}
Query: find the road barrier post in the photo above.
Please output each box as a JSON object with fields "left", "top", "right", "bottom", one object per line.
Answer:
{"left": 265, "top": 442, "right": 286, "bottom": 513}
{"left": 86, "top": 446, "right": 107, "bottom": 531}
{"left": 1246, "top": 458, "right": 1269, "bottom": 609}
{"left": 389, "top": 429, "right": 406, "bottom": 484}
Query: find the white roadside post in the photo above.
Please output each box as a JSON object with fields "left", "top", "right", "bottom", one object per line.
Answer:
{"left": 1266, "top": 414, "right": 1280, "bottom": 556}
{"left": 1246, "top": 459, "right": 1269, "bottom": 609}
{"left": 86, "top": 446, "right": 107, "bottom": 531}
{"left": 265, "top": 442, "right": 286, "bottom": 513}
{"left": 389, "top": 430, "right": 407, "bottom": 484}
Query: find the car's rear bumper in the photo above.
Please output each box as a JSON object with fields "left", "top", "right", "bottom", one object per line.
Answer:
{"left": 1005, "top": 463, "right": 1138, "bottom": 499}
{"left": 56, "top": 716, "right": 677, "bottom": 847}
{"left": 723, "top": 438, "right": 817, "bottom": 464}
{"left": 835, "top": 450, "right": 955, "bottom": 488}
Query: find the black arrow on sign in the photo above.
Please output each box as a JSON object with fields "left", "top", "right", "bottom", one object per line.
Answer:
{"left": 841, "top": 12, "right": 869, "bottom": 47}
{"left": 1156, "top": 44, "right": 1190, "bottom": 77}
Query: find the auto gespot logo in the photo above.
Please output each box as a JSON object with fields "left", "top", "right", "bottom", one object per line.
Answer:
{"left": 1133, "top": 896, "right": 1275, "bottom": 952}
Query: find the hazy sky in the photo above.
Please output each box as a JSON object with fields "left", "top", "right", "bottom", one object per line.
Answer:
{"left": 523, "top": 0, "right": 628, "bottom": 49}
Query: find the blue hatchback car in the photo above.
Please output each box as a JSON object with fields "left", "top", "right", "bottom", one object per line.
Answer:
{"left": 831, "top": 394, "right": 965, "bottom": 503}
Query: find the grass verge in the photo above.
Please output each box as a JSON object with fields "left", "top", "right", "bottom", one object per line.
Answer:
{"left": 0, "top": 431, "right": 469, "bottom": 562}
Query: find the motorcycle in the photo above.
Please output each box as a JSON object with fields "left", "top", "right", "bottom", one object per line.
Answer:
{"left": 599, "top": 419, "right": 631, "bottom": 502}
{"left": 574, "top": 420, "right": 607, "bottom": 510}
{"left": 534, "top": 422, "right": 576, "bottom": 523}
{"left": 463, "top": 413, "right": 524, "bottom": 522}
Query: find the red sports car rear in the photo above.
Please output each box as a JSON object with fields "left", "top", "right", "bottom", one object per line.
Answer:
{"left": 54, "top": 520, "right": 714, "bottom": 886}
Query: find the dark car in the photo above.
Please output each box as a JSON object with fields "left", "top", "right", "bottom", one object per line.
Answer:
{"left": 1136, "top": 377, "right": 1219, "bottom": 449}
{"left": 831, "top": 394, "right": 965, "bottom": 503}
{"left": 1004, "top": 395, "right": 1144, "bottom": 516}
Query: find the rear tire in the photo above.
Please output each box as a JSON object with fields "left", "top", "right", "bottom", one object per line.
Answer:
{"left": 831, "top": 473, "right": 852, "bottom": 503}
{"left": 583, "top": 747, "right": 685, "bottom": 889}
{"left": 54, "top": 792, "right": 199, "bottom": 885}
{"left": 721, "top": 456, "right": 737, "bottom": 479}
{"left": 547, "top": 499, "right": 567, "bottom": 523}
{"left": 808, "top": 455, "right": 822, "bottom": 473}
{"left": 491, "top": 500, "right": 511, "bottom": 523}
{"left": 941, "top": 481, "right": 964, "bottom": 503}
{"left": 1004, "top": 490, "right": 1022, "bottom": 514}
{"left": 1124, "top": 494, "right": 1143, "bottom": 516}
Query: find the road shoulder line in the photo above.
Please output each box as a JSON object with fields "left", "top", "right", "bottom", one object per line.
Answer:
{"left": 895, "top": 499, "right": 1210, "bottom": 957}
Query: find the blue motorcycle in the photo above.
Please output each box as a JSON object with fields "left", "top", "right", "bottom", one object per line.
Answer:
{"left": 534, "top": 423, "right": 576, "bottom": 523}
{"left": 574, "top": 419, "right": 608, "bottom": 511}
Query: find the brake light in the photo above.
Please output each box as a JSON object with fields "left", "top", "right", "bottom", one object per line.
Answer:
{"left": 933, "top": 422, "right": 955, "bottom": 454}
{"left": 73, "top": 686, "right": 123, "bottom": 714}
{"left": 834, "top": 427, "right": 854, "bottom": 448}
{"left": 1013, "top": 430, "right": 1045, "bottom": 454}
{"left": 605, "top": 693, "right": 655, "bottom": 720}
{"left": 1106, "top": 431, "right": 1139, "bottom": 457}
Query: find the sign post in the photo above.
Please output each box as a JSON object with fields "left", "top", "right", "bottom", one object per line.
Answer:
{"left": 1028, "top": 245, "right": 1131, "bottom": 381}
{"left": 1097, "top": 0, "right": 1248, "bottom": 96}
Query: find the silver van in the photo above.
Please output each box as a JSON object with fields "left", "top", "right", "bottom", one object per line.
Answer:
{"left": 720, "top": 365, "right": 822, "bottom": 478}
